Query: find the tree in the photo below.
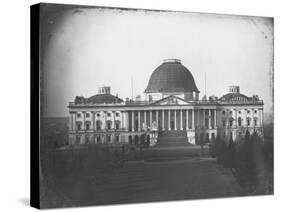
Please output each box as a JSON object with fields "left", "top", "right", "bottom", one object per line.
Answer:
{"left": 227, "top": 135, "right": 236, "bottom": 168}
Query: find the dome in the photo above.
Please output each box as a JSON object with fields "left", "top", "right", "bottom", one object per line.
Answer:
{"left": 219, "top": 93, "right": 250, "bottom": 102}
{"left": 74, "top": 94, "right": 123, "bottom": 104}
{"left": 87, "top": 94, "right": 123, "bottom": 104}
{"left": 145, "top": 59, "right": 199, "bottom": 93}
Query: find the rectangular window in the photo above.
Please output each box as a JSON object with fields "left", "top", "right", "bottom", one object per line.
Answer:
{"left": 247, "top": 119, "right": 250, "bottom": 126}
{"left": 77, "top": 124, "right": 81, "bottom": 130}
{"left": 222, "top": 121, "right": 226, "bottom": 127}
{"left": 85, "top": 135, "right": 90, "bottom": 143}
{"left": 230, "top": 120, "right": 233, "bottom": 127}
{"left": 254, "top": 119, "right": 257, "bottom": 126}
{"left": 86, "top": 123, "right": 90, "bottom": 130}
{"left": 76, "top": 135, "right": 81, "bottom": 144}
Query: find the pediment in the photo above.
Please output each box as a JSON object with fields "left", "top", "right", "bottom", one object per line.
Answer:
{"left": 151, "top": 95, "right": 191, "bottom": 106}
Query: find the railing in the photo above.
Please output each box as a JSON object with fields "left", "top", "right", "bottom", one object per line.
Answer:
{"left": 69, "top": 99, "right": 263, "bottom": 107}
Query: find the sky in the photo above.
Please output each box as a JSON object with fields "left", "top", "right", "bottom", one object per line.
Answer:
{"left": 40, "top": 4, "right": 273, "bottom": 117}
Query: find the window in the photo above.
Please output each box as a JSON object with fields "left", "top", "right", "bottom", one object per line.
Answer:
{"left": 116, "top": 122, "right": 119, "bottom": 130}
{"left": 77, "top": 123, "right": 81, "bottom": 130}
{"left": 247, "top": 110, "right": 250, "bottom": 114}
{"left": 96, "top": 113, "right": 100, "bottom": 117}
{"left": 238, "top": 111, "right": 241, "bottom": 114}
{"left": 223, "top": 120, "right": 226, "bottom": 127}
{"left": 115, "top": 113, "right": 119, "bottom": 117}
{"left": 238, "top": 117, "right": 242, "bottom": 126}
{"left": 222, "top": 111, "right": 226, "bottom": 115}
{"left": 96, "top": 120, "right": 102, "bottom": 130}
{"left": 107, "top": 113, "right": 111, "bottom": 117}
{"left": 247, "top": 119, "right": 250, "bottom": 126}
{"left": 230, "top": 111, "right": 233, "bottom": 115}
{"left": 86, "top": 123, "right": 90, "bottom": 130}
{"left": 85, "top": 135, "right": 90, "bottom": 143}
{"left": 77, "top": 113, "right": 81, "bottom": 118}
{"left": 76, "top": 135, "right": 81, "bottom": 144}
{"left": 116, "top": 135, "right": 119, "bottom": 142}
{"left": 86, "top": 113, "right": 90, "bottom": 118}
{"left": 254, "top": 110, "right": 257, "bottom": 114}
{"left": 107, "top": 122, "right": 111, "bottom": 130}
{"left": 254, "top": 119, "right": 257, "bottom": 126}
{"left": 107, "top": 135, "right": 111, "bottom": 143}
{"left": 96, "top": 135, "right": 101, "bottom": 143}
{"left": 230, "top": 120, "right": 233, "bottom": 127}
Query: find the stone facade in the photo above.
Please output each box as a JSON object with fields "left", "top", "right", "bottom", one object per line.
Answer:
{"left": 68, "top": 59, "right": 264, "bottom": 146}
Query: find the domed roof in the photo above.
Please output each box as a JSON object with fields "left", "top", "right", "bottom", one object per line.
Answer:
{"left": 75, "top": 94, "right": 123, "bottom": 104}
{"left": 219, "top": 93, "right": 250, "bottom": 102}
{"left": 87, "top": 94, "right": 123, "bottom": 104}
{"left": 145, "top": 59, "right": 199, "bottom": 93}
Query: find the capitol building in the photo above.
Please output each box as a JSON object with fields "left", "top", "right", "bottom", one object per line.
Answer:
{"left": 68, "top": 59, "right": 264, "bottom": 146}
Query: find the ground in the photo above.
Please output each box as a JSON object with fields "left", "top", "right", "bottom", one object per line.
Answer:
{"left": 92, "top": 157, "right": 244, "bottom": 205}
{"left": 41, "top": 145, "right": 246, "bottom": 208}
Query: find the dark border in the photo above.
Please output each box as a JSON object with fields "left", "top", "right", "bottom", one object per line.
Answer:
{"left": 30, "top": 3, "right": 40, "bottom": 209}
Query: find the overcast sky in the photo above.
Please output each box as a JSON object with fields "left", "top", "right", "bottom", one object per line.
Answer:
{"left": 40, "top": 4, "right": 273, "bottom": 117}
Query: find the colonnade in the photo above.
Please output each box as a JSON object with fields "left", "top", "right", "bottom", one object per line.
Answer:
{"left": 127, "top": 109, "right": 217, "bottom": 132}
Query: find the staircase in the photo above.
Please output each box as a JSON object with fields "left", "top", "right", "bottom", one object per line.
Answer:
{"left": 155, "top": 130, "right": 192, "bottom": 148}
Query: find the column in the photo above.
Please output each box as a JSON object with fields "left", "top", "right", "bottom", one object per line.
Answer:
{"left": 186, "top": 109, "right": 189, "bottom": 130}
{"left": 202, "top": 109, "right": 205, "bottom": 128}
{"left": 244, "top": 109, "right": 247, "bottom": 127}
{"left": 162, "top": 110, "right": 165, "bottom": 130}
{"left": 208, "top": 109, "right": 211, "bottom": 129}
{"left": 92, "top": 111, "right": 95, "bottom": 130}
{"left": 197, "top": 109, "right": 200, "bottom": 129}
{"left": 144, "top": 111, "right": 147, "bottom": 130}
{"left": 73, "top": 113, "right": 76, "bottom": 131}
{"left": 156, "top": 110, "right": 159, "bottom": 128}
{"left": 82, "top": 112, "right": 85, "bottom": 130}
{"left": 132, "top": 111, "right": 135, "bottom": 132}
{"left": 112, "top": 111, "right": 115, "bottom": 129}
{"left": 180, "top": 109, "right": 183, "bottom": 130}
{"left": 150, "top": 110, "right": 152, "bottom": 128}
{"left": 69, "top": 113, "right": 73, "bottom": 131}
{"left": 252, "top": 109, "right": 255, "bottom": 127}
{"left": 138, "top": 111, "right": 141, "bottom": 131}
{"left": 192, "top": 109, "right": 194, "bottom": 129}
{"left": 214, "top": 109, "right": 217, "bottom": 128}
{"left": 174, "top": 110, "right": 177, "bottom": 130}
{"left": 259, "top": 109, "right": 263, "bottom": 127}
{"left": 235, "top": 109, "right": 237, "bottom": 128}
{"left": 168, "top": 110, "right": 171, "bottom": 130}
{"left": 126, "top": 112, "right": 130, "bottom": 131}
